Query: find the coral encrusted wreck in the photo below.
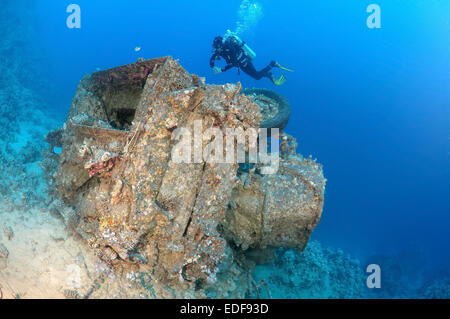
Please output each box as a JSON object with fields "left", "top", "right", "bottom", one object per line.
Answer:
{"left": 45, "top": 57, "right": 326, "bottom": 298}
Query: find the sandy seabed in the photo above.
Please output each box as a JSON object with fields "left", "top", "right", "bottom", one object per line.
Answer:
{"left": 0, "top": 201, "right": 97, "bottom": 299}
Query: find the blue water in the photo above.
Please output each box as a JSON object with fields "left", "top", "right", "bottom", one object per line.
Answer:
{"left": 8, "top": 0, "right": 450, "bottom": 297}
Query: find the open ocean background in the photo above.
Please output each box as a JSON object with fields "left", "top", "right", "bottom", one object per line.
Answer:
{"left": 1, "top": 0, "right": 449, "bottom": 298}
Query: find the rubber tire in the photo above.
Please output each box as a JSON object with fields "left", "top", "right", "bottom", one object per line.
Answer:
{"left": 241, "top": 88, "right": 291, "bottom": 130}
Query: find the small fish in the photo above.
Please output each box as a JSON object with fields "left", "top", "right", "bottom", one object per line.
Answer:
{"left": 134, "top": 46, "right": 141, "bottom": 52}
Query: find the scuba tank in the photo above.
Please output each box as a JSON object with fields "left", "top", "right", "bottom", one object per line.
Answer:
{"left": 224, "top": 30, "right": 257, "bottom": 60}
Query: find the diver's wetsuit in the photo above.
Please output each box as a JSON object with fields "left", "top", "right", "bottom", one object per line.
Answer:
{"left": 210, "top": 37, "right": 275, "bottom": 81}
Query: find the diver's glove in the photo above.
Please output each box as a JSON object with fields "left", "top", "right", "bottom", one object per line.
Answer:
{"left": 212, "top": 67, "right": 223, "bottom": 74}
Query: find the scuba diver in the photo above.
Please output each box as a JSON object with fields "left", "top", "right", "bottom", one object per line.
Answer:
{"left": 210, "top": 34, "right": 293, "bottom": 86}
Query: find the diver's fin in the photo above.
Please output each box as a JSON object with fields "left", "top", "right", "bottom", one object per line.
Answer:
{"left": 272, "top": 74, "right": 287, "bottom": 86}
{"left": 274, "top": 62, "right": 294, "bottom": 72}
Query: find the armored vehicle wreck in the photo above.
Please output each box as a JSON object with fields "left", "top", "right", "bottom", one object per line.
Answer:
{"left": 44, "top": 57, "right": 326, "bottom": 298}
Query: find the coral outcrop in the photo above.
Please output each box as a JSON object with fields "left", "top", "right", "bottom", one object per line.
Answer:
{"left": 253, "top": 241, "right": 366, "bottom": 299}
{"left": 45, "top": 57, "right": 326, "bottom": 298}
{"left": 0, "top": 0, "right": 60, "bottom": 208}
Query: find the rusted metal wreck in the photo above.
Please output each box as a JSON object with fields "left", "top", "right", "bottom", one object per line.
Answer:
{"left": 44, "top": 57, "right": 326, "bottom": 298}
